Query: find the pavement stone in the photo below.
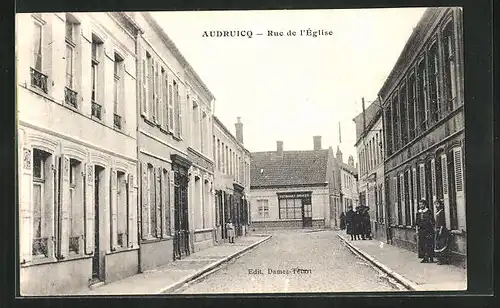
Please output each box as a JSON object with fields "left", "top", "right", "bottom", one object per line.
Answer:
{"left": 336, "top": 231, "right": 467, "bottom": 291}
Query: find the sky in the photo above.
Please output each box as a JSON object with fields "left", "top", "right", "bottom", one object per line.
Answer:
{"left": 152, "top": 8, "right": 427, "bottom": 163}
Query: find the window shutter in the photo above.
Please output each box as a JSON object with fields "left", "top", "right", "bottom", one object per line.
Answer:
{"left": 178, "top": 87, "right": 183, "bottom": 138}
{"left": 431, "top": 158, "right": 437, "bottom": 203}
{"left": 141, "top": 162, "right": 149, "bottom": 239}
{"left": 393, "top": 176, "right": 398, "bottom": 225}
{"left": 412, "top": 168, "right": 418, "bottom": 225}
{"left": 453, "top": 147, "right": 466, "bottom": 230}
{"left": 168, "top": 83, "right": 174, "bottom": 131}
{"left": 169, "top": 170, "right": 175, "bottom": 235}
{"left": 127, "top": 174, "right": 134, "bottom": 248}
{"left": 440, "top": 154, "right": 450, "bottom": 228}
{"left": 419, "top": 164, "right": 426, "bottom": 200}
{"left": 400, "top": 174, "right": 405, "bottom": 225}
{"left": 59, "top": 155, "right": 70, "bottom": 258}
{"left": 155, "top": 167, "right": 161, "bottom": 237}
{"left": 141, "top": 59, "right": 147, "bottom": 116}
{"left": 110, "top": 168, "right": 118, "bottom": 250}
{"left": 20, "top": 147, "right": 33, "bottom": 263}
{"left": 84, "top": 163, "right": 95, "bottom": 255}
{"left": 161, "top": 170, "right": 168, "bottom": 238}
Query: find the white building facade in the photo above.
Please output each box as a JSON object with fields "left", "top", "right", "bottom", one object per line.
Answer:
{"left": 17, "top": 12, "right": 142, "bottom": 295}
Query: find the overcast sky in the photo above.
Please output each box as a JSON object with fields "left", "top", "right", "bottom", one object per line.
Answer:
{"left": 153, "top": 8, "right": 426, "bottom": 163}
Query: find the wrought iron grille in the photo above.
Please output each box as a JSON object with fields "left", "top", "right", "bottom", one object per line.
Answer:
{"left": 32, "top": 237, "right": 48, "bottom": 257}
{"left": 91, "top": 101, "right": 102, "bottom": 120}
{"left": 30, "top": 67, "right": 48, "bottom": 93}
{"left": 69, "top": 236, "right": 80, "bottom": 254}
{"left": 113, "top": 114, "right": 122, "bottom": 129}
{"left": 65, "top": 87, "right": 78, "bottom": 108}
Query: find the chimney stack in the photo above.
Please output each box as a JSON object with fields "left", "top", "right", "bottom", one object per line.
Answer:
{"left": 336, "top": 146, "right": 343, "bottom": 163}
{"left": 313, "top": 136, "right": 322, "bottom": 150}
{"left": 235, "top": 117, "right": 244, "bottom": 144}
{"left": 277, "top": 141, "right": 284, "bottom": 156}
{"left": 348, "top": 155, "right": 354, "bottom": 166}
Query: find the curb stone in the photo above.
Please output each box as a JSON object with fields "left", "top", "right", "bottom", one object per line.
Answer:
{"left": 157, "top": 235, "right": 272, "bottom": 294}
{"left": 337, "top": 234, "right": 418, "bottom": 291}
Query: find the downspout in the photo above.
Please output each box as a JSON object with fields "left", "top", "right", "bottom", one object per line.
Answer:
{"left": 135, "top": 28, "right": 142, "bottom": 274}
{"left": 378, "top": 94, "right": 391, "bottom": 245}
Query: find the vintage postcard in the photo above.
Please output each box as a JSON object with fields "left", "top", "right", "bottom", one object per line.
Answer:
{"left": 16, "top": 7, "right": 467, "bottom": 295}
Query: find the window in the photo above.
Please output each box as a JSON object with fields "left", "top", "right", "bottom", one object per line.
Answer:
{"left": 113, "top": 54, "right": 124, "bottom": 129}
{"left": 416, "top": 58, "right": 428, "bottom": 132}
{"left": 162, "top": 68, "right": 168, "bottom": 130}
{"left": 408, "top": 73, "right": 416, "bottom": 140}
{"left": 257, "top": 200, "right": 269, "bottom": 218}
{"left": 419, "top": 163, "right": 426, "bottom": 201}
{"left": 141, "top": 57, "right": 147, "bottom": 115}
{"left": 69, "top": 159, "right": 82, "bottom": 254}
{"left": 146, "top": 53, "right": 154, "bottom": 119}
{"left": 116, "top": 171, "right": 127, "bottom": 248}
{"left": 154, "top": 62, "right": 160, "bottom": 124}
{"left": 399, "top": 84, "right": 408, "bottom": 145}
{"left": 174, "top": 80, "right": 181, "bottom": 137}
{"left": 31, "top": 20, "right": 48, "bottom": 93}
{"left": 168, "top": 82, "right": 174, "bottom": 131}
{"left": 278, "top": 193, "right": 311, "bottom": 220}
{"left": 404, "top": 170, "right": 411, "bottom": 226}
{"left": 201, "top": 111, "right": 206, "bottom": 153}
{"left": 32, "top": 149, "right": 50, "bottom": 257}
{"left": 442, "top": 21, "right": 457, "bottom": 111}
{"left": 147, "top": 165, "right": 157, "bottom": 237}
{"left": 65, "top": 15, "right": 78, "bottom": 102}
{"left": 385, "top": 106, "right": 393, "bottom": 155}
{"left": 391, "top": 94, "right": 400, "bottom": 150}
{"left": 91, "top": 36, "right": 102, "bottom": 120}
{"left": 428, "top": 42, "right": 440, "bottom": 123}
{"left": 217, "top": 139, "right": 221, "bottom": 171}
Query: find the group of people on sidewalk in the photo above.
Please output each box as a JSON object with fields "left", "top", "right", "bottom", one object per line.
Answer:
{"left": 416, "top": 199, "right": 451, "bottom": 265}
{"left": 339, "top": 205, "right": 372, "bottom": 241}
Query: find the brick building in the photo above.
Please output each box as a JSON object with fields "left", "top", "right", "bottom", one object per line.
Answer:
{"left": 17, "top": 12, "right": 142, "bottom": 294}
{"left": 379, "top": 7, "right": 466, "bottom": 266}
{"left": 249, "top": 137, "right": 336, "bottom": 230}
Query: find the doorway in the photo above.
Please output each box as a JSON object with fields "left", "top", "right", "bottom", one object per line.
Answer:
{"left": 302, "top": 199, "right": 313, "bottom": 228}
{"left": 173, "top": 165, "right": 190, "bottom": 260}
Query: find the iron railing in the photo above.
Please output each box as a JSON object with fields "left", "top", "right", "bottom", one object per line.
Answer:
{"left": 32, "top": 237, "right": 48, "bottom": 257}
{"left": 30, "top": 67, "right": 48, "bottom": 93}
{"left": 91, "top": 101, "right": 102, "bottom": 120}
{"left": 65, "top": 87, "right": 78, "bottom": 108}
{"left": 113, "top": 113, "right": 122, "bottom": 129}
{"left": 173, "top": 230, "right": 190, "bottom": 260}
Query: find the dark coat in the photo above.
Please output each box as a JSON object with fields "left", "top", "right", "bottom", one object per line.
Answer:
{"left": 345, "top": 210, "right": 354, "bottom": 234}
{"left": 361, "top": 210, "right": 371, "bottom": 235}
{"left": 416, "top": 209, "right": 435, "bottom": 259}
{"left": 434, "top": 208, "right": 450, "bottom": 257}
{"left": 353, "top": 211, "right": 362, "bottom": 235}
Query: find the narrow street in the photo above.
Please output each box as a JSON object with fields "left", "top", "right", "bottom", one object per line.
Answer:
{"left": 172, "top": 230, "right": 398, "bottom": 293}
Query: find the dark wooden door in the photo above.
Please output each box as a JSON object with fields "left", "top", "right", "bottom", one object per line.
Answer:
{"left": 302, "top": 200, "right": 313, "bottom": 228}
{"left": 173, "top": 168, "right": 190, "bottom": 260}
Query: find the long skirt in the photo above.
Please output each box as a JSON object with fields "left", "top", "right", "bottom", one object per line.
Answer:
{"left": 434, "top": 228, "right": 451, "bottom": 262}
{"left": 346, "top": 222, "right": 353, "bottom": 235}
{"left": 418, "top": 230, "right": 434, "bottom": 259}
{"left": 227, "top": 229, "right": 235, "bottom": 238}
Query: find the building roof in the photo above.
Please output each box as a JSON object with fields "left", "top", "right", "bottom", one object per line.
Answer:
{"left": 353, "top": 99, "right": 382, "bottom": 146}
{"left": 250, "top": 149, "right": 329, "bottom": 188}
{"left": 341, "top": 162, "right": 358, "bottom": 175}
{"left": 213, "top": 115, "right": 250, "bottom": 155}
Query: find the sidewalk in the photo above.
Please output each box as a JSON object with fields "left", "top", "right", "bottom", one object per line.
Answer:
{"left": 336, "top": 232, "right": 467, "bottom": 291}
{"left": 71, "top": 235, "right": 271, "bottom": 295}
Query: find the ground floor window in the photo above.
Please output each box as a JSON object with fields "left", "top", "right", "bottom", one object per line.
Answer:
{"left": 257, "top": 199, "right": 269, "bottom": 218}
{"left": 32, "top": 148, "right": 51, "bottom": 258}
{"left": 277, "top": 192, "right": 312, "bottom": 219}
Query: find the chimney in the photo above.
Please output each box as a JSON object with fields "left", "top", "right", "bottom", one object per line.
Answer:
{"left": 277, "top": 141, "right": 284, "bottom": 156}
{"left": 336, "top": 146, "right": 343, "bottom": 163}
{"left": 313, "top": 136, "right": 322, "bottom": 150}
{"left": 235, "top": 117, "right": 244, "bottom": 144}
{"left": 348, "top": 155, "right": 354, "bottom": 166}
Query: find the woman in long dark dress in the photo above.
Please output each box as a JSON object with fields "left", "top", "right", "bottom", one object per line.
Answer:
{"left": 362, "top": 206, "right": 372, "bottom": 240}
{"left": 416, "top": 199, "right": 435, "bottom": 263}
{"left": 339, "top": 212, "right": 346, "bottom": 231}
{"left": 353, "top": 206, "right": 362, "bottom": 240}
{"left": 345, "top": 206, "right": 355, "bottom": 240}
{"left": 434, "top": 199, "right": 451, "bottom": 265}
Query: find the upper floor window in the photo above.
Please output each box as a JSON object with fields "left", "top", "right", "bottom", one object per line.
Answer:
{"left": 442, "top": 20, "right": 457, "bottom": 111}
{"left": 91, "top": 35, "right": 103, "bottom": 120}
{"left": 113, "top": 53, "right": 124, "bottom": 129}
{"left": 31, "top": 19, "right": 48, "bottom": 93}
{"left": 428, "top": 42, "right": 440, "bottom": 123}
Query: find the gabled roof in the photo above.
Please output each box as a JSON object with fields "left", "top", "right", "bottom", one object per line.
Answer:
{"left": 250, "top": 149, "right": 329, "bottom": 188}
{"left": 353, "top": 99, "right": 382, "bottom": 146}
{"left": 341, "top": 162, "right": 358, "bottom": 175}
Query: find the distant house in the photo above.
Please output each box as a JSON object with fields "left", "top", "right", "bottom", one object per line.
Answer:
{"left": 249, "top": 136, "right": 337, "bottom": 230}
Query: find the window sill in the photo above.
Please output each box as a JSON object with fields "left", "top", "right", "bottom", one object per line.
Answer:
{"left": 194, "top": 228, "right": 214, "bottom": 233}
{"left": 159, "top": 127, "right": 171, "bottom": 136}
{"left": 106, "top": 246, "right": 139, "bottom": 255}
{"left": 172, "top": 135, "right": 182, "bottom": 142}
{"left": 21, "top": 253, "right": 92, "bottom": 268}
{"left": 142, "top": 116, "right": 156, "bottom": 128}
{"left": 140, "top": 236, "right": 173, "bottom": 244}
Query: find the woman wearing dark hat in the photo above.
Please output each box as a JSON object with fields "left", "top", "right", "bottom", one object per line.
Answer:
{"left": 353, "top": 206, "right": 362, "bottom": 240}
{"left": 345, "top": 206, "right": 355, "bottom": 240}
{"left": 416, "top": 199, "right": 435, "bottom": 263}
{"left": 434, "top": 199, "right": 451, "bottom": 265}
{"left": 339, "top": 212, "right": 346, "bottom": 231}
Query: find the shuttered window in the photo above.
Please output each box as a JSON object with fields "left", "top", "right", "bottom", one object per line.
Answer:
{"left": 454, "top": 148, "right": 463, "bottom": 192}
{"left": 419, "top": 163, "right": 426, "bottom": 201}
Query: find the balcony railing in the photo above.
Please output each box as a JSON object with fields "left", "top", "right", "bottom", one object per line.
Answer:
{"left": 64, "top": 87, "right": 78, "bottom": 108}
{"left": 69, "top": 236, "right": 80, "bottom": 254}
{"left": 32, "top": 237, "right": 48, "bottom": 257}
{"left": 91, "top": 101, "right": 102, "bottom": 120}
{"left": 113, "top": 113, "right": 122, "bottom": 129}
{"left": 30, "top": 67, "right": 48, "bottom": 93}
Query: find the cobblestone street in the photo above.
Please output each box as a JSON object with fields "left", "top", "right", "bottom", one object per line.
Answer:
{"left": 173, "top": 230, "right": 398, "bottom": 293}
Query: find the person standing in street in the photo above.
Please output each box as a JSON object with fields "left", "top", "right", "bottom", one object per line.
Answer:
{"left": 226, "top": 219, "right": 235, "bottom": 244}
{"left": 345, "top": 206, "right": 355, "bottom": 240}
{"left": 362, "top": 206, "right": 372, "bottom": 240}
{"left": 353, "top": 206, "right": 362, "bottom": 240}
{"left": 339, "top": 212, "right": 346, "bottom": 231}
{"left": 434, "top": 199, "right": 451, "bottom": 265}
{"left": 416, "top": 199, "right": 435, "bottom": 263}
